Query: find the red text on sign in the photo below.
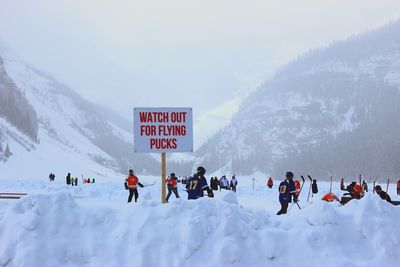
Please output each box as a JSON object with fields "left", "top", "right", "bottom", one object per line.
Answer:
{"left": 150, "top": 138, "right": 177, "bottom": 149}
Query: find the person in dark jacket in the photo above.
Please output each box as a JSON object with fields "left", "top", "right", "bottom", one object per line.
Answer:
{"left": 230, "top": 175, "right": 238, "bottom": 193}
{"left": 66, "top": 173, "right": 71, "bottom": 185}
{"left": 210, "top": 177, "right": 219, "bottom": 191}
{"left": 277, "top": 171, "right": 296, "bottom": 215}
{"left": 186, "top": 167, "right": 211, "bottom": 199}
{"left": 374, "top": 185, "right": 392, "bottom": 203}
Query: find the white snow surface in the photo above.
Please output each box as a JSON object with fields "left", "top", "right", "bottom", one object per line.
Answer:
{"left": 0, "top": 178, "right": 399, "bottom": 267}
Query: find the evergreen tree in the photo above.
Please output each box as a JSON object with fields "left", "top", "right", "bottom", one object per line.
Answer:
{"left": 4, "top": 143, "right": 12, "bottom": 158}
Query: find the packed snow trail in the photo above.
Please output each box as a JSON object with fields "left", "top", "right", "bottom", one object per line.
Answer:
{"left": 0, "top": 179, "right": 399, "bottom": 267}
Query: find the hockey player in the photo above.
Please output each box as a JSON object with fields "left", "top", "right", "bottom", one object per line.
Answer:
{"left": 125, "top": 169, "right": 144, "bottom": 203}
{"left": 186, "top": 167, "right": 210, "bottom": 200}
{"left": 340, "top": 178, "right": 345, "bottom": 190}
{"left": 230, "top": 175, "right": 238, "bottom": 193}
{"left": 374, "top": 185, "right": 392, "bottom": 203}
{"left": 219, "top": 176, "right": 229, "bottom": 191}
{"left": 267, "top": 177, "right": 273, "bottom": 189}
{"left": 277, "top": 171, "right": 296, "bottom": 215}
{"left": 397, "top": 180, "right": 400, "bottom": 196}
{"left": 293, "top": 179, "right": 301, "bottom": 202}
{"left": 345, "top": 182, "right": 364, "bottom": 199}
{"left": 166, "top": 173, "right": 180, "bottom": 202}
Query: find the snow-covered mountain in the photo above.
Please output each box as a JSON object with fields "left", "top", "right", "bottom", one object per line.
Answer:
{"left": 0, "top": 50, "right": 159, "bottom": 179}
{"left": 196, "top": 20, "right": 400, "bottom": 179}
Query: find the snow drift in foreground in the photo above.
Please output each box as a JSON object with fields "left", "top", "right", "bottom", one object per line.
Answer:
{"left": 0, "top": 186, "right": 398, "bottom": 267}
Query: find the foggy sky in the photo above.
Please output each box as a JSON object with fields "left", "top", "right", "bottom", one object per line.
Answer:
{"left": 1, "top": 0, "right": 399, "bottom": 128}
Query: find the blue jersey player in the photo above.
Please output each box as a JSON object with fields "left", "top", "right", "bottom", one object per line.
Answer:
{"left": 277, "top": 171, "right": 297, "bottom": 215}
{"left": 186, "top": 166, "right": 210, "bottom": 200}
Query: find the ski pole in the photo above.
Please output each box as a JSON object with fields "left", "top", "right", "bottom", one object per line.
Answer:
{"left": 307, "top": 175, "right": 312, "bottom": 202}
{"left": 308, "top": 175, "right": 314, "bottom": 200}
{"left": 385, "top": 179, "right": 390, "bottom": 201}
{"left": 373, "top": 180, "right": 376, "bottom": 194}
{"left": 300, "top": 176, "right": 306, "bottom": 195}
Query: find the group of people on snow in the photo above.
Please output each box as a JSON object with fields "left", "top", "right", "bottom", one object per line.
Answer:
{"left": 66, "top": 173, "right": 79, "bottom": 186}
{"left": 123, "top": 167, "right": 240, "bottom": 203}
{"left": 209, "top": 175, "right": 238, "bottom": 192}
{"left": 48, "top": 173, "right": 55, "bottom": 181}
{"left": 65, "top": 173, "right": 95, "bottom": 186}
{"left": 122, "top": 167, "right": 400, "bottom": 212}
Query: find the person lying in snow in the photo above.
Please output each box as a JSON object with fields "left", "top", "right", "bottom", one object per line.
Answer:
{"left": 374, "top": 185, "right": 392, "bottom": 203}
{"left": 344, "top": 182, "right": 364, "bottom": 199}
{"left": 277, "top": 171, "right": 297, "bottom": 215}
{"left": 125, "top": 169, "right": 144, "bottom": 203}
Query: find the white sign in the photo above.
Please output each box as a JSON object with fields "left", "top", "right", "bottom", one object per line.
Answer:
{"left": 134, "top": 107, "right": 193, "bottom": 153}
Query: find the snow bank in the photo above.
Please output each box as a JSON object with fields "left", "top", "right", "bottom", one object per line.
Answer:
{"left": 0, "top": 188, "right": 399, "bottom": 267}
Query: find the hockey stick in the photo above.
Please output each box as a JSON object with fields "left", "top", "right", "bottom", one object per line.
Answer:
{"left": 385, "top": 179, "right": 390, "bottom": 201}
{"left": 307, "top": 175, "right": 312, "bottom": 202}
{"left": 329, "top": 176, "right": 333, "bottom": 194}
{"left": 373, "top": 180, "right": 376, "bottom": 194}
{"left": 294, "top": 201, "right": 301, "bottom": 210}
{"left": 300, "top": 176, "right": 306, "bottom": 195}
{"left": 142, "top": 181, "right": 157, "bottom": 187}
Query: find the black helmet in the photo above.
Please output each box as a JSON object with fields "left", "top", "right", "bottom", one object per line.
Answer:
{"left": 286, "top": 171, "right": 294, "bottom": 179}
{"left": 129, "top": 169, "right": 134, "bottom": 174}
{"left": 197, "top": 166, "right": 206, "bottom": 175}
{"left": 170, "top": 173, "right": 176, "bottom": 178}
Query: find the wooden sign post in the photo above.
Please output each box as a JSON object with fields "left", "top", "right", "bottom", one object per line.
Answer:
{"left": 133, "top": 107, "right": 193, "bottom": 204}
{"left": 161, "top": 152, "right": 167, "bottom": 204}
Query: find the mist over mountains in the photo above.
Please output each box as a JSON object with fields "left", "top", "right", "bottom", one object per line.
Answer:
{"left": 1, "top": 20, "right": 400, "bottom": 180}
{"left": 0, "top": 51, "right": 164, "bottom": 178}
{"left": 195, "top": 20, "right": 400, "bottom": 180}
